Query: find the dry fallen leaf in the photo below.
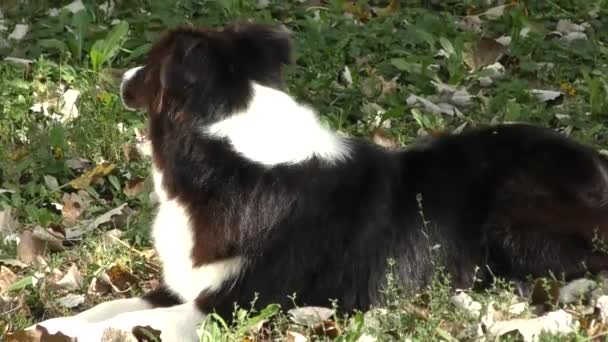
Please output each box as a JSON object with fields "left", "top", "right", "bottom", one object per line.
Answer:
{"left": 0, "top": 265, "right": 18, "bottom": 293}
{"left": 0, "top": 208, "right": 21, "bottom": 238}
{"left": 371, "top": 128, "right": 398, "bottom": 149}
{"left": 464, "top": 37, "right": 506, "bottom": 71}
{"left": 16, "top": 230, "right": 47, "bottom": 265}
{"left": 8, "top": 24, "right": 28, "bottom": 40}
{"left": 65, "top": 158, "right": 92, "bottom": 172}
{"left": 100, "top": 328, "right": 138, "bottom": 342}
{"left": 356, "top": 334, "right": 377, "bottom": 342}
{"left": 406, "top": 95, "right": 442, "bottom": 115}
{"left": 343, "top": 1, "right": 370, "bottom": 22}
{"left": 529, "top": 89, "right": 563, "bottom": 104}
{"left": 32, "top": 226, "right": 64, "bottom": 252}
{"left": 43, "top": 175, "right": 59, "bottom": 191}
{"left": 101, "top": 263, "right": 139, "bottom": 293}
{"left": 451, "top": 291, "right": 482, "bottom": 317}
{"left": 371, "top": 0, "right": 399, "bottom": 17}
{"left": 63, "top": 0, "right": 85, "bottom": 13}
{"left": 488, "top": 310, "right": 579, "bottom": 342}
{"left": 289, "top": 307, "right": 335, "bottom": 327}
{"left": 68, "top": 163, "right": 116, "bottom": 190}
{"left": 478, "top": 4, "right": 510, "bottom": 19}
{"left": 123, "top": 177, "right": 146, "bottom": 198}
{"left": 457, "top": 15, "right": 482, "bottom": 32}
{"left": 0, "top": 259, "right": 28, "bottom": 268}
{"left": 102, "top": 229, "right": 124, "bottom": 248}
{"left": 597, "top": 296, "right": 608, "bottom": 323}
{"left": 59, "top": 89, "right": 80, "bottom": 122}
{"left": 61, "top": 193, "right": 86, "bottom": 226}
{"left": 53, "top": 264, "right": 82, "bottom": 291}
{"left": 287, "top": 331, "right": 308, "bottom": 342}
{"left": 56, "top": 293, "right": 85, "bottom": 309}
{"left": 87, "top": 277, "right": 111, "bottom": 296}
{"left": 65, "top": 203, "right": 129, "bottom": 239}
{"left": 311, "top": 320, "right": 341, "bottom": 339}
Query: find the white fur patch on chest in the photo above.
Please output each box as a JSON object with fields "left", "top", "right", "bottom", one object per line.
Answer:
{"left": 152, "top": 168, "right": 243, "bottom": 302}
{"left": 206, "top": 83, "right": 350, "bottom": 166}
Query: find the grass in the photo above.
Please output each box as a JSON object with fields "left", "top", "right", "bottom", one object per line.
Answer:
{"left": 1, "top": 0, "right": 608, "bottom": 340}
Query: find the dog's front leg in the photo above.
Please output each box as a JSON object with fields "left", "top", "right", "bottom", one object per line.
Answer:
{"left": 29, "top": 286, "right": 184, "bottom": 339}
{"left": 28, "top": 297, "right": 152, "bottom": 337}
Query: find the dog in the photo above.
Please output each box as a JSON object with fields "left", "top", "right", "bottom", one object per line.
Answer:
{"left": 31, "top": 23, "right": 608, "bottom": 341}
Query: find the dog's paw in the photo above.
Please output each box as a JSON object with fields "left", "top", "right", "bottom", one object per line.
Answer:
{"left": 97, "top": 309, "right": 200, "bottom": 342}
{"left": 28, "top": 317, "right": 144, "bottom": 342}
{"left": 27, "top": 316, "right": 89, "bottom": 337}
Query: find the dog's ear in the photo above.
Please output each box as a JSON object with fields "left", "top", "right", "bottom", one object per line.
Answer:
{"left": 150, "top": 31, "right": 213, "bottom": 114}
{"left": 230, "top": 23, "right": 293, "bottom": 84}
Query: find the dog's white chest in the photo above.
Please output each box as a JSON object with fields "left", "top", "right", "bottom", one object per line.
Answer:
{"left": 151, "top": 169, "right": 243, "bottom": 302}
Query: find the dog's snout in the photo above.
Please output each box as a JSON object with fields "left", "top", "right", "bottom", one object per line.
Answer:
{"left": 122, "top": 66, "right": 143, "bottom": 82}
{"left": 120, "top": 66, "right": 144, "bottom": 111}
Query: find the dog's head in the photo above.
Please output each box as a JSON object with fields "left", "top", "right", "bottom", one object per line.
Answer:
{"left": 120, "top": 23, "right": 292, "bottom": 124}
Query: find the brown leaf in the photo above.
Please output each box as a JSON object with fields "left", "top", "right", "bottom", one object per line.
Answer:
{"left": 0, "top": 259, "right": 28, "bottom": 268}
{"left": 87, "top": 277, "right": 112, "bottom": 296}
{"left": 362, "top": 74, "right": 398, "bottom": 100}
{"left": 289, "top": 307, "right": 335, "bottom": 327}
{"left": 343, "top": 1, "right": 370, "bottom": 22}
{"left": 371, "top": 0, "right": 399, "bottom": 17}
{"left": 61, "top": 193, "right": 86, "bottom": 226}
{"left": 53, "top": 264, "right": 82, "bottom": 291}
{"left": 122, "top": 143, "right": 142, "bottom": 162}
{"left": 311, "top": 320, "right": 341, "bottom": 339}
{"left": 16, "top": 230, "right": 47, "bottom": 265}
{"left": 286, "top": 331, "right": 308, "bottom": 342}
{"left": 6, "top": 325, "right": 76, "bottom": 342}
{"left": 123, "top": 177, "right": 146, "bottom": 198}
{"left": 32, "top": 226, "right": 64, "bottom": 252}
{"left": 464, "top": 37, "right": 506, "bottom": 71}
{"left": 102, "top": 263, "right": 139, "bottom": 292}
{"left": 68, "top": 163, "right": 116, "bottom": 190}
{"left": 371, "top": 128, "right": 398, "bottom": 149}
{"left": 0, "top": 265, "right": 18, "bottom": 293}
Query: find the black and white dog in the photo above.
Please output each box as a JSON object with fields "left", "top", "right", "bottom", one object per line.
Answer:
{"left": 32, "top": 23, "right": 608, "bottom": 340}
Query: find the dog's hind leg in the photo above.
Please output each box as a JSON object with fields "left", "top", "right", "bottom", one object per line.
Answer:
{"left": 484, "top": 142, "right": 608, "bottom": 280}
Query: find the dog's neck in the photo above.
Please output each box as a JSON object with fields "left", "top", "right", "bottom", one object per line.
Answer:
{"left": 204, "top": 83, "right": 350, "bottom": 166}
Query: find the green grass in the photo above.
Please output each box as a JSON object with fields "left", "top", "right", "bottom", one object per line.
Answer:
{"left": 1, "top": 0, "right": 608, "bottom": 340}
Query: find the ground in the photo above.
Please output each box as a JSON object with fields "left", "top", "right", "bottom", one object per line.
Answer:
{"left": 1, "top": 0, "right": 608, "bottom": 341}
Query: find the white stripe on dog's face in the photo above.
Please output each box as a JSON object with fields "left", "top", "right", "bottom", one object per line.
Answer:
{"left": 120, "top": 66, "right": 144, "bottom": 111}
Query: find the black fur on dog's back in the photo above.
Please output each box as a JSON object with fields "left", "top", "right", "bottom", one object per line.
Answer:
{"left": 122, "top": 24, "right": 608, "bottom": 319}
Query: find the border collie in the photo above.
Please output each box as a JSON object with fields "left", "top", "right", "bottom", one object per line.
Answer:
{"left": 32, "top": 23, "right": 608, "bottom": 341}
